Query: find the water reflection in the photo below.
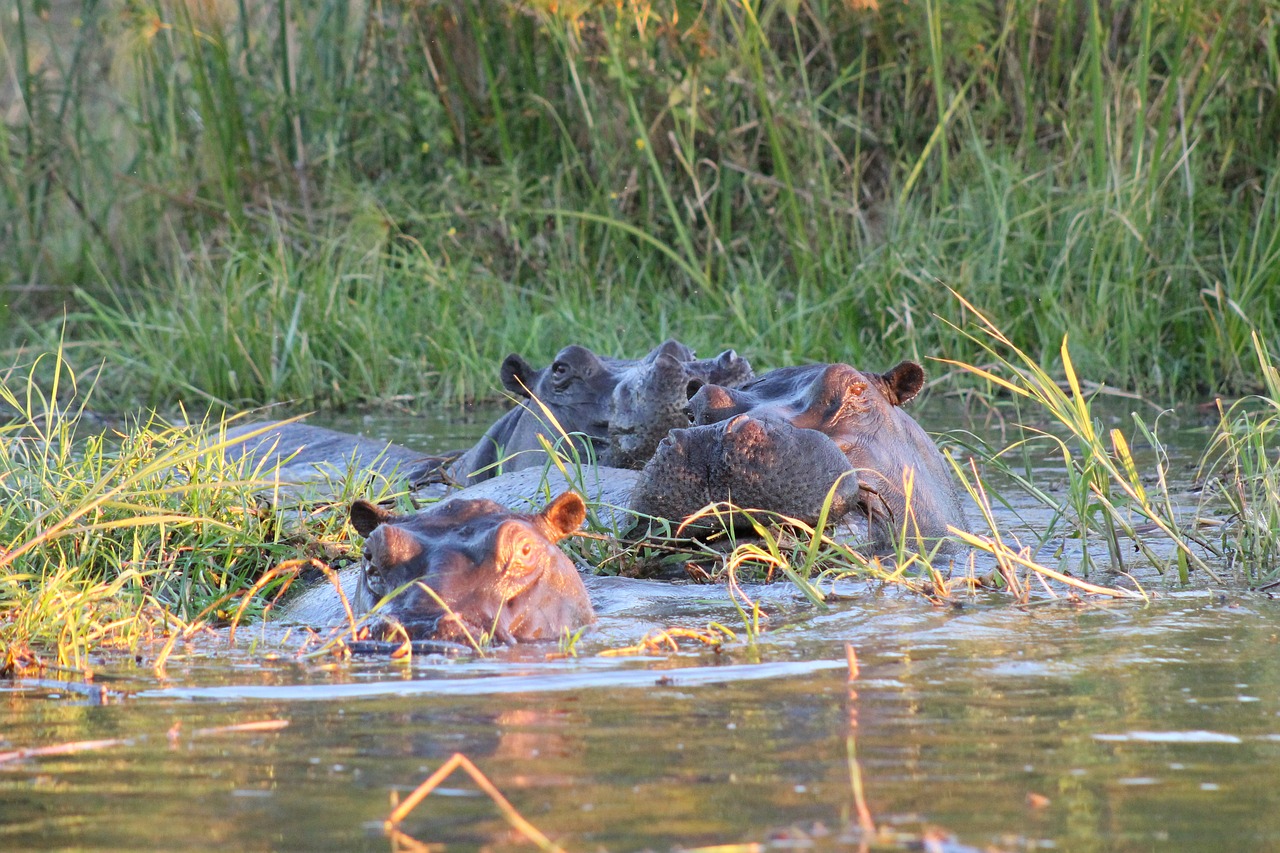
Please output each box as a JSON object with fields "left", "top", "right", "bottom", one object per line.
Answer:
{"left": 3, "top": 593, "right": 1279, "bottom": 850}
{"left": 4, "top": 406, "right": 1277, "bottom": 850}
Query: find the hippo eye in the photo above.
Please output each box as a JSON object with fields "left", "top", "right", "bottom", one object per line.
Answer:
{"left": 551, "top": 361, "right": 570, "bottom": 378}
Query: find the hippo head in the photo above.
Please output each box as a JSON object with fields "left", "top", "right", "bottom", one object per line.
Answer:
{"left": 349, "top": 492, "right": 593, "bottom": 644}
{"left": 499, "top": 345, "right": 619, "bottom": 449}
{"left": 640, "top": 361, "right": 965, "bottom": 551}
{"left": 630, "top": 415, "right": 865, "bottom": 531}
{"left": 439, "top": 340, "right": 753, "bottom": 485}
{"left": 607, "top": 343, "right": 755, "bottom": 470}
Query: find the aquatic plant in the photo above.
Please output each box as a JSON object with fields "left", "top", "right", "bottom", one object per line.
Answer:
{"left": 1200, "top": 334, "right": 1280, "bottom": 583}
{"left": 3, "top": 0, "right": 1278, "bottom": 408}
{"left": 0, "top": 351, "right": 355, "bottom": 667}
{"left": 938, "top": 292, "right": 1276, "bottom": 586}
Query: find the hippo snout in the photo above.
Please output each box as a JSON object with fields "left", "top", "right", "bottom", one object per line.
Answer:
{"left": 345, "top": 493, "right": 593, "bottom": 644}
{"left": 630, "top": 416, "right": 864, "bottom": 533}
{"left": 690, "top": 384, "right": 743, "bottom": 425}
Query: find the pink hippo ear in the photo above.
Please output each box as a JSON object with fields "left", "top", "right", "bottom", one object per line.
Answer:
{"left": 537, "top": 491, "right": 588, "bottom": 541}
{"left": 500, "top": 354, "right": 538, "bottom": 398}
{"left": 881, "top": 361, "right": 925, "bottom": 406}
{"left": 350, "top": 500, "right": 395, "bottom": 537}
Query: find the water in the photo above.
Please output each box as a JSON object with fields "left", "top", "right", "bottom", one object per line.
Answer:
{"left": 3, "top": 405, "right": 1277, "bottom": 851}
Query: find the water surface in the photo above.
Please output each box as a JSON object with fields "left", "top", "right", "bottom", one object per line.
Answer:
{"left": 3, "top": 405, "right": 1275, "bottom": 851}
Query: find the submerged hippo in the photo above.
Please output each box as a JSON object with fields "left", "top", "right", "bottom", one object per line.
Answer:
{"left": 417, "top": 339, "right": 752, "bottom": 485}
{"left": 219, "top": 340, "right": 751, "bottom": 493}
{"left": 283, "top": 491, "right": 593, "bottom": 643}
{"left": 218, "top": 421, "right": 431, "bottom": 488}
{"left": 629, "top": 361, "right": 968, "bottom": 551}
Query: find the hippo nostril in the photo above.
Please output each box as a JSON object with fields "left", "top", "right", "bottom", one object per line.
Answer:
{"left": 685, "top": 378, "right": 704, "bottom": 399}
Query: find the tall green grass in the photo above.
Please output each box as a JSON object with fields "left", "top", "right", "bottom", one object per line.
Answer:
{"left": 2, "top": 0, "right": 1277, "bottom": 409}
{"left": 0, "top": 350, "right": 358, "bottom": 668}
{"left": 1201, "top": 333, "right": 1280, "bottom": 581}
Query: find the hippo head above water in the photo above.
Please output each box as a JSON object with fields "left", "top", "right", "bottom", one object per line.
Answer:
{"left": 630, "top": 361, "right": 968, "bottom": 552}
{"left": 349, "top": 491, "right": 594, "bottom": 644}
{"left": 431, "top": 340, "right": 752, "bottom": 485}
{"left": 608, "top": 342, "right": 753, "bottom": 469}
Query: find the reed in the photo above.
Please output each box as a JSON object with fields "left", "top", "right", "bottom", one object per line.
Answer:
{"left": 3, "top": 0, "right": 1277, "bottom": 408}
{"left": 0, "top": 350, "right": 354, "bottom": 666}
{"left": 1200, "top": 334, "right": 1280, "bottom": 582}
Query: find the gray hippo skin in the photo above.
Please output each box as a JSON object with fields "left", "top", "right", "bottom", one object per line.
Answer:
{"left": 283, "top": 491, "right": 593, "bottom": 643}
{"left": 218, "top": 421, "right": 432, "bottom": 488}
{"left": 215, "top": 340, "right": 748, "bottom": 493}
{"left": 421, "top": 339, "right": 753, "bottom": 485}
{"left": 607, "top": 342, "right": 753, "bottom": 469}
{"left": 634, "top": 361, "right": 968, "bottom": 551}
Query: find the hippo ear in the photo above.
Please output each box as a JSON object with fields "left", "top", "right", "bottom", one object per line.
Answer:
{"left": 500, "top": 354, "right": 538, "bottom": 398}
{"left": 350, "top": 500, "right": 394, "bottom": 537}
{"left": 537, "top": 491, "right": 587, "bottom": 541}
{"left": 882, "top": 361, "right": 925, "bottom": 406}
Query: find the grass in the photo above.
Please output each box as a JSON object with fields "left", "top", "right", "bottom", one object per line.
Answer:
{"left": 1200, "top": 333, "right": 1280, "bottom": 581}
{"left": 2, "top": 0, "right": 1278, "bottom": 410}
{"left": 0, "top": 348, "right": 360, "bottom": 669}
{"left": 4, "top": 0, "right": 1280, "bottom": 664}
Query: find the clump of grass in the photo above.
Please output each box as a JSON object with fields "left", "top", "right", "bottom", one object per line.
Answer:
{"left": 0, "top": 350, "right": 358, "bottom": 667}
{"left": 933, "top": 292, "right": 1280, "bottom": 589}
{"left": 939, "top": 291, "right": 1219, "bottom": 581}
{"left": 1199, "top": 333, "right": 1280, "bottom": 583}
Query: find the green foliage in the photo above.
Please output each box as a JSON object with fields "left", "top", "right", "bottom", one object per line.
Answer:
{"left": 0, "top": 349, "right": 355, "bottom": 666}
{"left": 2, "top": 0, "right": 1278, "bottom": 407}
{"left": 1201, "top": 334, "right": 1280, "bottom": 582}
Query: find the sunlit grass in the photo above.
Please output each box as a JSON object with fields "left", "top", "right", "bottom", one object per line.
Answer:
{"left": 0, "top": 351, "right": 356, "bottom": 667}
{"left": 1200, "top": 333, "right": 1280, "bottom": 583}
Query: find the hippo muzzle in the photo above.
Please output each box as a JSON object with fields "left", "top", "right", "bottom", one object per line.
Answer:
{"left": 629, "top": 415, "right": 867, "bottom": 533}
{"left": 351, "top": 492, "right": 594, "bottom": 644}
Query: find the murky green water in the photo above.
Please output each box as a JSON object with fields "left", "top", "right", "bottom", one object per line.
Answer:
{"left": 4, "top": 406, "right": 1278, "bottom": 851}
{"left": 5, "top": 593, "right": 1279, "bottom": 851}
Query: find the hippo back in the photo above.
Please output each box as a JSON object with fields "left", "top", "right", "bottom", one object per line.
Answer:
{"left": 686, "top": 361, "right": 967, "bottom": 551}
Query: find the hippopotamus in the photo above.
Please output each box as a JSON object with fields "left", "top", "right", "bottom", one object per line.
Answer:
{"left": 414, "top": 360, "right": 966, "bottom": 552}
{"left": 606, "top": 342, "right": 753, "bottom": 469}
{"left": 417, "top": 339, "right": 752, "bottom": 485}
{"left": 282, "top": 491, "right": 593, "bottom": 643}
{"left": 629, "top": 361, "right": 968, "bottom": 551}
{"left": 218, "top": 421, "right": 432, "bottom": 489}
{"left": 223, "top": 356, "right": 963, "bottom": 555}
{"left": 217, "top": 340, "right": 751, "bottom": 495}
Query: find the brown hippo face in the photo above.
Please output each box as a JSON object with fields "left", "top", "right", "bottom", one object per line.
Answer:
{"left": 350, "top": 492, "right": 593, "bottom": 644}
{"left": 607, "top": 344, "right": 754, "bottom": 470}
{"left": 630, "top": 415, "right": 865, "bottom": 531}
{"left": 648, "top": 361, "right": 966, "bottom": 551}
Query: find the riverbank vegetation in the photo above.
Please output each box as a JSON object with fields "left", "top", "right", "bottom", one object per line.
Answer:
{"left": 3, "top": 324, "right": 1278, "bottom": 667}
{"left": 4, "top": 0, "right": 1280, "bottom": 664}
{"left": 4, "top": 0, "right": 1278, "bottom": 409}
